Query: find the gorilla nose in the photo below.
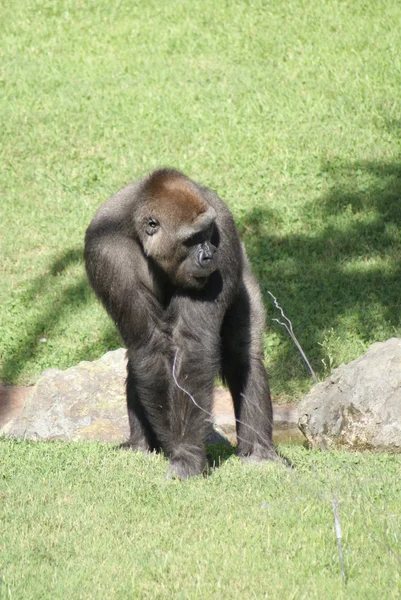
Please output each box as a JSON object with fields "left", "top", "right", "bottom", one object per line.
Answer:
{"left": 198, "top": 244, "right": 216, "bottom": 268}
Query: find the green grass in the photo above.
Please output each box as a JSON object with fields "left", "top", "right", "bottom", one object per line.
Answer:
{"left": 0, "top": 440, "right": 400, "bottom": 599}
{"left": 1, "top": 0, "right": 401, "bottom": 400}
{"left": 1, "top": 5, "right": 400, "bottom": 595}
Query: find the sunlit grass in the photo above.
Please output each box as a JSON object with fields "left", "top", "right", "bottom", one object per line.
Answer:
{"left": 0, "top": 439, "right": 400, "bottom": 598}
{"left": 1, "top": 0, "right": 400, "bottom": 401}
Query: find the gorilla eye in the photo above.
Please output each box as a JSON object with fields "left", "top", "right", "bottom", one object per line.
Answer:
{"left": 146, "top": 218, "right": 159, "bottom": 236}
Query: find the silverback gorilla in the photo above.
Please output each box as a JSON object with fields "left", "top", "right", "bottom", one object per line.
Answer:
{"left": 84, "top": 168, "right": 275, "bottom": 478}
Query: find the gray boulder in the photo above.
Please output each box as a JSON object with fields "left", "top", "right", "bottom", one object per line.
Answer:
{"left": 298, "top": 338, "right": 401, "bottom": 451}
{"left": 3, "top": 349, "right": 129, "bottom": 442}
{"left": 2, "top": 349, "right": 232, "bottom": 445}
{"left": 3, "top": 348, "right": 300, "bottom": 446}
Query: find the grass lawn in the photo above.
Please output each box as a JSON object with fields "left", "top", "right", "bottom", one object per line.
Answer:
{"left": 0, "top": 440, "right": 400, "bottom": 599}
{"left": 1, "top": 0, "right": 401, "bottom": 399}
{"left": 1, "top": 2, "right": 401, "bottom": 596}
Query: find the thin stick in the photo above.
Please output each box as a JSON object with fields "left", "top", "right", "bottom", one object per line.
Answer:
{"left": 267, "top": 291, "right": 318, "bottom": 383}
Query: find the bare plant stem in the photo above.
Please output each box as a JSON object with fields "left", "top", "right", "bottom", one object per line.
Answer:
{"left": 267, "top": 291, "right": 318, "bottom": 383}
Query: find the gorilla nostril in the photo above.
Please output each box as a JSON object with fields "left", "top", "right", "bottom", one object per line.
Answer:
{"left": 198, "top": 249, "right": 213, "bottom": 267}
{"left": 198, "top": 242, "right": 217, "bottom": 267}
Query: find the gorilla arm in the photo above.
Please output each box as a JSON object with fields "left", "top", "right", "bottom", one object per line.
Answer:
{"left": 84, "top": 218, "right": 174, "bottom": 449}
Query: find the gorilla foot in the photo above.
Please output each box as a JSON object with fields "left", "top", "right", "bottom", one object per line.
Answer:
{"left": 118, "top": 440, "right": 152, "bottom": 454}
{"left": 165, "top": 446, "right": 207, "bottom": 480}
{"left": 240, "top": 453, "right": 276, "bottom": 465}
{"left": 238, "top": 444, "right": 278, "bottom": 464}
{"left": 239, "top": 448, "right": 293, "bottom": 469}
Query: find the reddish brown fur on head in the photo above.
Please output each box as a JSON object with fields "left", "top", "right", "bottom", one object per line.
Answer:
{"left": 144, "top": 169, "right": 208, "bottom": 227}
{"left": 136, "top": 169, "right": 218, "bottom": 288}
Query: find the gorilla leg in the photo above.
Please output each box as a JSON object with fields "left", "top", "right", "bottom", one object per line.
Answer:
{"left": 125, "top": 322, "right": 217, "bottom": 479}
{"left": 167, "top": 303, "right": 221, "bottom": 478}
{"left": 221, "top": 282, "right": 275, "bottom": 461}
{"left": 121, "top": 362, "right": 162, "bottom": 452}
{"left": 167, "top": 352, "right": 214, "bottom": 478}
{"left": 124, "top": 334, "right": 172, "bottom": 453}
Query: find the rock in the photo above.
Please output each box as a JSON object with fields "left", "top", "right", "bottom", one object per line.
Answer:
{"left": 213, "top": 387, "right": 236, "bottom": 444}
{"left": 2, "top": 349, "right": 129, "bottom": 443}
{"left": 0, "top": 386, "right": 32, "bottom": 427}
{"left": 2, "top": 348, "right": 300, "bottom": 446}
{"left": 2, "top": 349, "right": 234, "bottom": 445}
{"left": 298, "top": 338, "right": 401, "bottom": 451}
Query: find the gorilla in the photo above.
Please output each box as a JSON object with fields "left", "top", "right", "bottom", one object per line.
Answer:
{"left": 84, "top": 168, "right": 275, "bottom": 478}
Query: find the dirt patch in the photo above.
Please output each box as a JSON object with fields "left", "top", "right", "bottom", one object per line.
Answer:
{"left": 0, "top": 386, "right": 33, "bottom": 427}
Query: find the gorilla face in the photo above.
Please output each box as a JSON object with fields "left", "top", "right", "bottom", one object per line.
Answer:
{"left": 177, "top": 225, "right": 218, "bottom": 289}
{"left": 141, "top": 215, "right": 218, "bottom": 289}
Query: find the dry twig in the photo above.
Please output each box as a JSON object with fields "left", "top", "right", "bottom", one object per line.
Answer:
{"left": 267, "top": 291, "right": 318, "bottom": 383}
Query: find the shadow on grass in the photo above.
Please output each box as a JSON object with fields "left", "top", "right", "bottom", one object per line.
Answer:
{"left": 207, "top": 444, "right": 237, "bottom": 470}
{"left": 1, "top": 247, "right": 120, "bottom": 383}
{"left": 240, "top": 159, "right": 401, "bottom": 389}
{"left": 2, "top": 159, "right": 400, "bottom": 394}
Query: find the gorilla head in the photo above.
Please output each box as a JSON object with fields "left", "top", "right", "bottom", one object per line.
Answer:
{"left": 135, "top": 170, "right": 218, "bottom": 289}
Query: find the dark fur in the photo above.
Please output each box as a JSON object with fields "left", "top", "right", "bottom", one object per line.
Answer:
{"left": 84, "top": 169, "right": 274, "bottom": 478}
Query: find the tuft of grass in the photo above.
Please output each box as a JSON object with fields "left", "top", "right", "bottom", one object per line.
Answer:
{"left": 1, "top": 0, "right": 401, "bottom": 400}
{"left": 0, "top": 439, "right": 400, "bottom": 598}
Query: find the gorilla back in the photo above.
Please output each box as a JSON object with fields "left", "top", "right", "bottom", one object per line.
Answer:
{"left": 84, "top": 168, "right": 275, "bottom": 478}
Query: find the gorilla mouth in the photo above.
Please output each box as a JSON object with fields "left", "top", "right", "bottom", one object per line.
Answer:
{"left": 193, "top": 276, "right": 208, "bottom": 286}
